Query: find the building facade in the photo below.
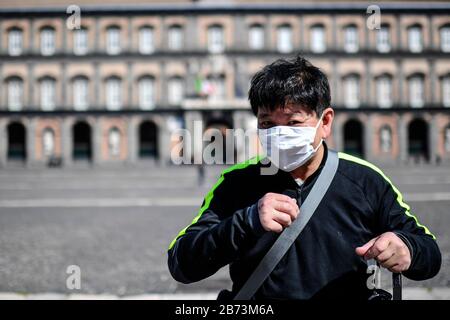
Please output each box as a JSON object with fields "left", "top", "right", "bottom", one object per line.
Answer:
{"left": 0, "top": 0, "right": 450, "bottom": 168}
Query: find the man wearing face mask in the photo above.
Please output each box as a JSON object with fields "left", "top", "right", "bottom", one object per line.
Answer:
{"left": 167, "top": 55, "right": 441, "bottom": 300}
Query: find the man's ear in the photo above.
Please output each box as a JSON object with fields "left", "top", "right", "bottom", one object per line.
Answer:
{"left": 321, "top": 107, "right": 334, "bottom": 139}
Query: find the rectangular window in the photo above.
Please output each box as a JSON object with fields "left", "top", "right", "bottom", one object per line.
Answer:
{"left": 8, "top": 29, "right": 23, "bottom": 56}
{"left": 41, "top": 28, "right": 56, "bottom": 56}
{"left": 408, "top": 26, "right": 423, "bottom": 53}
{"left": 168, "top": 26, "right": 183, "bottom": 51}
{"left": 376, "top": 77, "right": 393, "bottom": 108}
{"left": 73, "top": 78, "right": 89, "bottom": 110}
{"left": 139, "top": 78, "right": 155, "bottom": 110}
{"left": 442, "top": 77, "right": 450, "bottom": 108}
{"left": 409, "top": 76, "right": 424, "bottom": 108}
{"left": 277, "top": 26, "right": 293, "bottom": 53}
{"left": 139, "top": 27, "right": 155, "bottom": 54}
{"left": 8, "top": 79, "right": 23, "bottom": 111}
{"left": 168, "top": 78, "right": 184, "bottom": 105}
{"left": 106, "top": 27, "right": 121, "bottom": 55}
{"left": 376, "top": 26, "right": 391, "bottom": 53}
{"left": 311, "top": 26, "right": 326, "bottom": 53}
{"left": 208, "top": 26, "right": 224, "bottom": 53}
{"left": 106, "top": 78, "right": 122, "bottom": 110}
{"left": 345, "top": 76, "right": 360, "bottom": 108}
{"left": 344, "top": 26, "right": 358, "bottom": 53}
{"left": 74, "top": 28, "right": 88, "bottom": 55}
{"left": 41, "top": 79, "right": 56, "bottom": 111}
{"left": 249, "top": 25, "right": 264, "bottom": 50}
{"left": 441, "top": 27, "right": 450, "bottom": 52}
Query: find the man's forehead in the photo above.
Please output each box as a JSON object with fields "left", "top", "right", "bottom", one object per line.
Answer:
{"left": 258, "top": 105, "right": 313, "bottom": 117}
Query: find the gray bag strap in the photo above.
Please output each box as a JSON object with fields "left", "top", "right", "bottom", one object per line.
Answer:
{"left": 234, "top": 149, "right": 339, "bottom": 300}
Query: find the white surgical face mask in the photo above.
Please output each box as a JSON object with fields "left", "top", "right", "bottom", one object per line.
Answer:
{"left": 258, "top": 115, "right": 323, "bottom": 172}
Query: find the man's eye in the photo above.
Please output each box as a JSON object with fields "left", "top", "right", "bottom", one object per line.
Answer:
{"left": 288, "top": 120, "right": 303, "bottom": 126}
{"left": 260, "top": 121, "right": 273, "bottom": 128}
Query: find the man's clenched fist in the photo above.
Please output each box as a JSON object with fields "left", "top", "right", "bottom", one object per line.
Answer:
{"left": 257, "top": 192, "right": 300, "bottom": 233}
{"left": 355, "top": 232, "right": 411, "bottom": 273}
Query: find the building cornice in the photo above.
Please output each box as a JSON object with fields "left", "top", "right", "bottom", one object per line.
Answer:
{"left": 1, "top": 2, "right": 450, "bottom": 17}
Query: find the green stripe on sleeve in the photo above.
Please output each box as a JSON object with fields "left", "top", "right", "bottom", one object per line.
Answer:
{"left": 338, "top": 152, "right": 436, "bottom": 240}
{"left": 168, "top": 155, "right": 264, "bottom": 251}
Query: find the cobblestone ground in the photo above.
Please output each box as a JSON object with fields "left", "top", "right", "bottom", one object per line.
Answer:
{"left": 0, "top": 163, "right": 449, "bottom": 299}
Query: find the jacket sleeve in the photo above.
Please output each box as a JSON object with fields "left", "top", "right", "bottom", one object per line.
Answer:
{"left": 167, "top": 171, "right": 265, "bottom": 284}
{"left": 374, "top": 173, "right": 441, "bottom": 281}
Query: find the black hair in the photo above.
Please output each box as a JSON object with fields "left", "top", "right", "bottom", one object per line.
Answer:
{"left": 248, "top": 55, "right": 331, "bottom": 117}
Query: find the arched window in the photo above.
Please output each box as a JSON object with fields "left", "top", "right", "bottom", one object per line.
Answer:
{"left": 168, "top": 77, "right": 184, "bottom": 105}
{"left": 343, "top": 74, "right": 360, "bottom": 108}
{"left": 40, "top": 77, "right": 56, "bottom": 111}
{"left": 208, "top": 25, "right": 224, "bottom": 53}
{"left": 379, "top": 126, "right": 392, "bottom": 153}
{"left": 249, "top": 24, "right": 264, "bottom": 50}
{"left": 440, "top": 24, "right": 450, "bottom": 52}
{"left": 8, "top": 27, "right": 23, "bottom": 56}
{"left": 344, "top": 24, "right": 358, "bottom": 53}
{"left": 138, "top": 76, "right": 156, "bottom": 110}
{"left": 7, "top": 77, "right": 24, "bottom": 111}
{"left": 376, "top": 24, "right": 391, "bottom": 53}
{"left": 106, "top": 26, "right": 121, "bottom": 55}
{"left": 73, "top": 76, "right": 89, "bottom": 111}
{"left": 408, "top": 74, "right": 425, "bottom": 108}
{"left": 42, "top": 127, "right": 55, "bottom": 158}
{"left": 168, "top": 25, "right": 183, "bottom": 51}
{"left": 310, "top": 24, "right": 326, "bottom": 53}
{"left": 105, "top": 77, "right": 122, "bottom": 110}
{"left": 277, "top": 24, "right": 293, "bottom": 53}
{"left": 108, "top": 127, "right": 121, "bottom": 158}
{"left": 139, "top": 26, "right": 155, "bottom": 54}
{"left": 40, "top": 26, "right": 56, "bottom": 56}
{"left": 408, "top": 25, "right": 423, "bottom": 53}
{"left": 376, "top": 75, "right": 393, "bottom": 108}
{"left": 73, "top": 27, "right": 88, "bottom": 55}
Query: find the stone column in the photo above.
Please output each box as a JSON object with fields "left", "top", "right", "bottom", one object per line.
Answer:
{"left": 364, "top": 114, "right": 374, "bottom": 161}
{"left": 61, "top": 62, "right": 67, "bottom": 110}
{"left": 28, "top": 62, "right": 35, "bottom": 110}
{"left": 365, "top": 59, "right": 371, "bottom": 106}
{"left": 158, "top": 116, "right": 172, "bottom": 165}
{"left": 186, "top": 15, "right": 197, "bottom": 51}
{"left": 92, "top": 117, "right": 102, "bottom": 166}
{"left": 127, "top": 61, "right": 133, "bottom": 109}
{"left": 0, "top": 119, "right": 7, "bottom": 168}
{"left": 429, "top": 59, "right": 436, "bottom": 106}
{"left": 332, "top": 115, "right": 343, "bottom": 152}
{"left": 127, "top": 116, "right": 137, "bottom": 164}
{"left": 397, "top": 114, "right": 408, "bottom": 163}
{"left": 62, "top": 117, "right": 73, "bottom": 167}
{"left": 26, "top": 117, "right": 37, "bottom": 168}
{"left": 396, "top": 58, "right": 404, "bottom": 107}
{"left": 430, "top": 115, "right": 439, "bottom": 164}
{"left": 94, "top": 17, "right": 100, "bottom": 53}
{"left": 93, "top": 62, "right": 100, "bottom": 109}
{"left": 331, "top": 15, "right": 337, "bottom": 51}
{"left": 234, "top": 14, "right": 246, "bottom": 50}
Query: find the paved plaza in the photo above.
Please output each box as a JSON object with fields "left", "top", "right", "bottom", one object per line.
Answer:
{"left": 0, "top": 162, "right": 449, "bottom": 299}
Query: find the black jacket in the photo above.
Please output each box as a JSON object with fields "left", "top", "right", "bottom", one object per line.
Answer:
{"left": 167, "top": 143, "right": 441, "bottom": 300}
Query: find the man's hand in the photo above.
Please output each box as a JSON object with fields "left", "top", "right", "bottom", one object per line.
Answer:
{"left": 257, "top": 192, "right": 299, "bottom": 233}
{"left": 355, "top": 232, "right": 411, "bottom": 273}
